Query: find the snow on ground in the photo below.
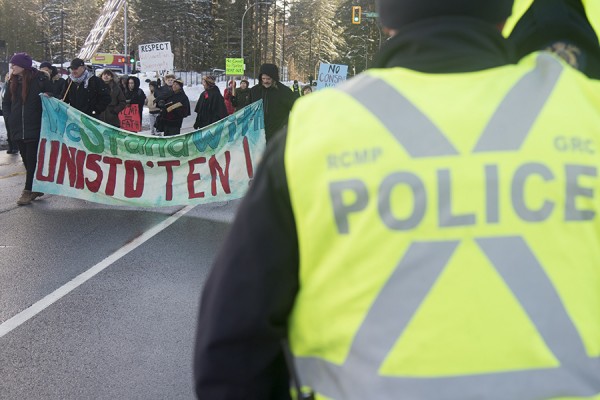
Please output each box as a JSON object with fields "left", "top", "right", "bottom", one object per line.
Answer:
{"left": 1, "top": 78, "right": 297, "bottom": 150}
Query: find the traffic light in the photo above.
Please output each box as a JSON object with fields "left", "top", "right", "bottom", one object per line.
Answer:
{"left": 352, "top": 6, "right": 361, "bottom": 24}
{"left": 129, "top": 50, "right": 135, "bottom": 64}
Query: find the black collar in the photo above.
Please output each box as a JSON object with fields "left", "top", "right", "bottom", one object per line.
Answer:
{"left": 373, "top": 17, "right": 516, "bottom": 73}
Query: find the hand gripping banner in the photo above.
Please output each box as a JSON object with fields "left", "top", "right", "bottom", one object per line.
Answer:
{"left": 33, "top": 95, "right": 266, "bottom": 207}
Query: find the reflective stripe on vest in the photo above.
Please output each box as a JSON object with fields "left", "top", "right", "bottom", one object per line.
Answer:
{"left": 291, "top": 54, "right": 600, "bottom": 400}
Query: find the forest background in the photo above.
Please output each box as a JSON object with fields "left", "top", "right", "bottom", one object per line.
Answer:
{"left": 0, "top": 0, "right": 381, "bottom": 81}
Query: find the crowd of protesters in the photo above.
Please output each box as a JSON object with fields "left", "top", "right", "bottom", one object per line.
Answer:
{"left": 1, "top": 51, "right": 308, "bottom": 205}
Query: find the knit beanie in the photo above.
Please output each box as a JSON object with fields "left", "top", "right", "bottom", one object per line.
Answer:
{"left": 203, "top": 75, "right": 216, "bottom": 87}
{"left": 258, "top": 63, "right": 280, "bottom": 81}
{"left": 10, "top": 52, "right": 33, "bottom": 70}
{"left": 376, "top": 0, "right": 514, "bottom": 28}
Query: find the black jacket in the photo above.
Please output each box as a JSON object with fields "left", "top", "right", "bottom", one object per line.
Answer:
{"left": 193, "top": 85, "right": 228, "bottom": 129}
{"left": 2, "top": 70, "right": 53, "bottom": 142}
{"left": 61, "top": 73, "right": 111, "bottom": 116}
{"left": 249, "top": 81, "right": 296, "bottom": 141}
{"left": 124, "top": 76, "right": 146, "bottom": 120}
{"left": 232, "top": 87, "right": 252, "bottom": 111}
{"left": 162, "top": 89, "right": 191, "bottom": 128}
{"left": 194, "top": 17, "right": 514, "bottom": 400}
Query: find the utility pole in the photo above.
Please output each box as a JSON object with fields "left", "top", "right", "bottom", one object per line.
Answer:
{"left": 280, "top": 0, "right": 287, "bottom": 74}
{"left": 60, "top": 10, "right": 66, "bottom": 72}
{"left": 272, "top": 0, "right": 277, "bottom": 64}
{"left": 124, "top": 0, "right": 128, "bottom": 75}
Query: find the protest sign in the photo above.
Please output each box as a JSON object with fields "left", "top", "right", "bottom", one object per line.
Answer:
{"left": 226, "top": 58, "right": 244, "bottom": 75}
{"left": 34, "top": 96, "right": 266, "bottom": 207}
{"left": 138, "top": 42, "right": 174, "bottom": 73}
{"left": 316, "top": 63, "right": 348, "bottom": 91}
{"left": 118, "top": 104, "right": 141, "bottom": 132}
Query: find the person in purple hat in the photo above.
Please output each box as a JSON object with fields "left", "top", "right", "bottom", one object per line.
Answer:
{"left": 2, "top": 52, "right": 53, "bottom": 205}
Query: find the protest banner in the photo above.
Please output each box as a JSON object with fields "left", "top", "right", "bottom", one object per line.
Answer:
{"left": 226, "top": 58, "right": 245, "bottom": 75}
{"left": 118, "top": 104, "right": 141, "bottom": 132}
{"left": 34, "top": 96, "right": 266, "bottom": 207}
{"left": 316, "top": 63, "right": 349, "bottom": 91}
{"left": 138, "top": 42, "right": 174, "bottom": 74}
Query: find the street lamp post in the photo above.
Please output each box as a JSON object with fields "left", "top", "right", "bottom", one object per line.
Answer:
{"left": 124, "top": 0, "right": 128, "bottom": 75}
{"left": 241, "top": 1, "right": 272, "bottom": 72}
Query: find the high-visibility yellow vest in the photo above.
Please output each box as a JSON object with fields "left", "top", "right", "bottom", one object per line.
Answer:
{"left": 504, "top": 0, "right": 600, "bottom": 39}
{"left": 285, "top": 53, "right": 600, "bottom": 400}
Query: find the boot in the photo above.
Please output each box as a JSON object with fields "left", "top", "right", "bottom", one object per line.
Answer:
{"left": 16, "top": 190, "right": 35, "bottom": 206}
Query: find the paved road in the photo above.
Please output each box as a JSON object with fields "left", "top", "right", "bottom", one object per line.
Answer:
{"left": 0, "top": 151, "right": 239, "bottom": 399}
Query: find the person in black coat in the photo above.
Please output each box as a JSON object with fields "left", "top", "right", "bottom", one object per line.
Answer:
{"left": 2, "top": 53, "right": 54, "bottom": 205}
{"left": 193, "top": 75, "right": 228, "bottom": 130}
{"left": 250, "top": 63, "right": 296, "bottom": 142}
{"left": 39, "top": 62, "right": 66, "bottom": 98}
{"left": 124, "top": 76, "right": 146, "bottom": 127}
{"left": 160, "top": 78, "right": 190, "bottom": 136}
{"left": 231, "top": 79, "right": 252, "bottom": 112}
{"left": 60, "top": 58, "right": 110, "bottom": 117}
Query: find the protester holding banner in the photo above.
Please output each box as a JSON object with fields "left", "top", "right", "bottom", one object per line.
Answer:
{"left": 124, "top": 76, "right": 146, "bottom": 127}
{"left": 193, "top": 75, "right": 227, "bottom": 130}
{"left": 154, "top": 73, "right": 176, "bottom": 104}
{"left": 61, "top": 58, "right": 110, "bottom": 117}
{"left": 160, "top": 78, "right": 190, "bottom": 136}
{"left": 39, "top": 62, "right": 66, "bottom": 98}
{"left": 249, "top": 63, "right": 296, "bottom": 142}
{"left": 98, "top": 69, "right": 126, "bottom": 128}
{"left": 231, "top": 79, "right": 251, "bottom": 112}
{"left": 2, "top": 52, "right": 53, "bottom": 205}
{"left": 223, "top": 80, "right": 236, "bottom": 115}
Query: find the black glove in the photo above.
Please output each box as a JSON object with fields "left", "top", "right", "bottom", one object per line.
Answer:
{"left": 193, "top": 123, "right": 200, "bottom": 130}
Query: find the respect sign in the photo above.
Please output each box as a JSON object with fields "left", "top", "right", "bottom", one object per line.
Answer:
{"left": 138, "top": 42, "right": 174, "bottom": 73}
{"left": 34, "top": 96, "right": 266, "bottom": 207}
{"left": 226, "top": 58, "right": 244, "bottom": 75}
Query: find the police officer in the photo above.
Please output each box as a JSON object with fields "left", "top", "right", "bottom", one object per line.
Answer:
{"left": 194, "top": 0, "right": 600, "bottom": 399}
{"left": 505, "top": 0, "right": 600, "bottom": 78}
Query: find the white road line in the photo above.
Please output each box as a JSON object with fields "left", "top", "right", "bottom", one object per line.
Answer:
{"left": 0, "top": 205, "right": 196, "bottom": 339}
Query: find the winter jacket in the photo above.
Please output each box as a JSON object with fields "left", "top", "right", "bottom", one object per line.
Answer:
{"left": 98, "top": 80, "right": 126, "bottom": 128}
{"left": 232, "top": 87, "right": 252, "bottom": 111}
{"left": 291, "top": 83, "right": 301, "bottom": 98}
{"left": 2, "top": 70, "right": 53, "bottom": 142}
{"left": 124, "top": 76, "right": 146, "bottom": 122}
{"left": 146, "top": 91, "right": 160, "bottom": 114}
{"left": 194, "top": 17, "right": 517, "bottom": 400}
{"left": 223, "top": 88, "right": 235, "bottom": 115}
{"left": 249, "top": 81, "right": 296, "bottom": 141}
{"left": 162, "top": 89, "right": 191, "bottom": 129}
{"left": 61, "top": 73, "right": 110, "bottom": 117}
{"left": 193, "top": 85, "right": 228, "bottom": 129}
{"left": 48, "top": 76, "right": 67, "bottom": 98}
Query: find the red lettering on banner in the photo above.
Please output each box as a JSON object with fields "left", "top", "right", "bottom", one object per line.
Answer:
{"left": 119, "top": 104, "right": 141, "bottom": 132}
{"left": 57, "top": 144, "right": 80, "bottom": 187}
{"left": 103, "top": 157, "right": 124, "bottom": 196}
{"left": 158, "top": 160, "right": 181, "bottom": 201}
{"left": 209, "top": 152, "right": 231, "bottom": 196}
{"left": 187, "top": 157, "right": 207, "bottom": 199}
{"left": 124, "top": 160, "right": 145, "bottom": 198}
{"left": 243, "top": 136, "right": 254, "bottom": 180}
{"left": 36, "top": 139, "right": 60, "bottom": 182}
{"left": 85, "top": 154, "right": 103, "bottom": 193}
{"left": 56, "top": 148, "right": 87, "bottom": 189}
